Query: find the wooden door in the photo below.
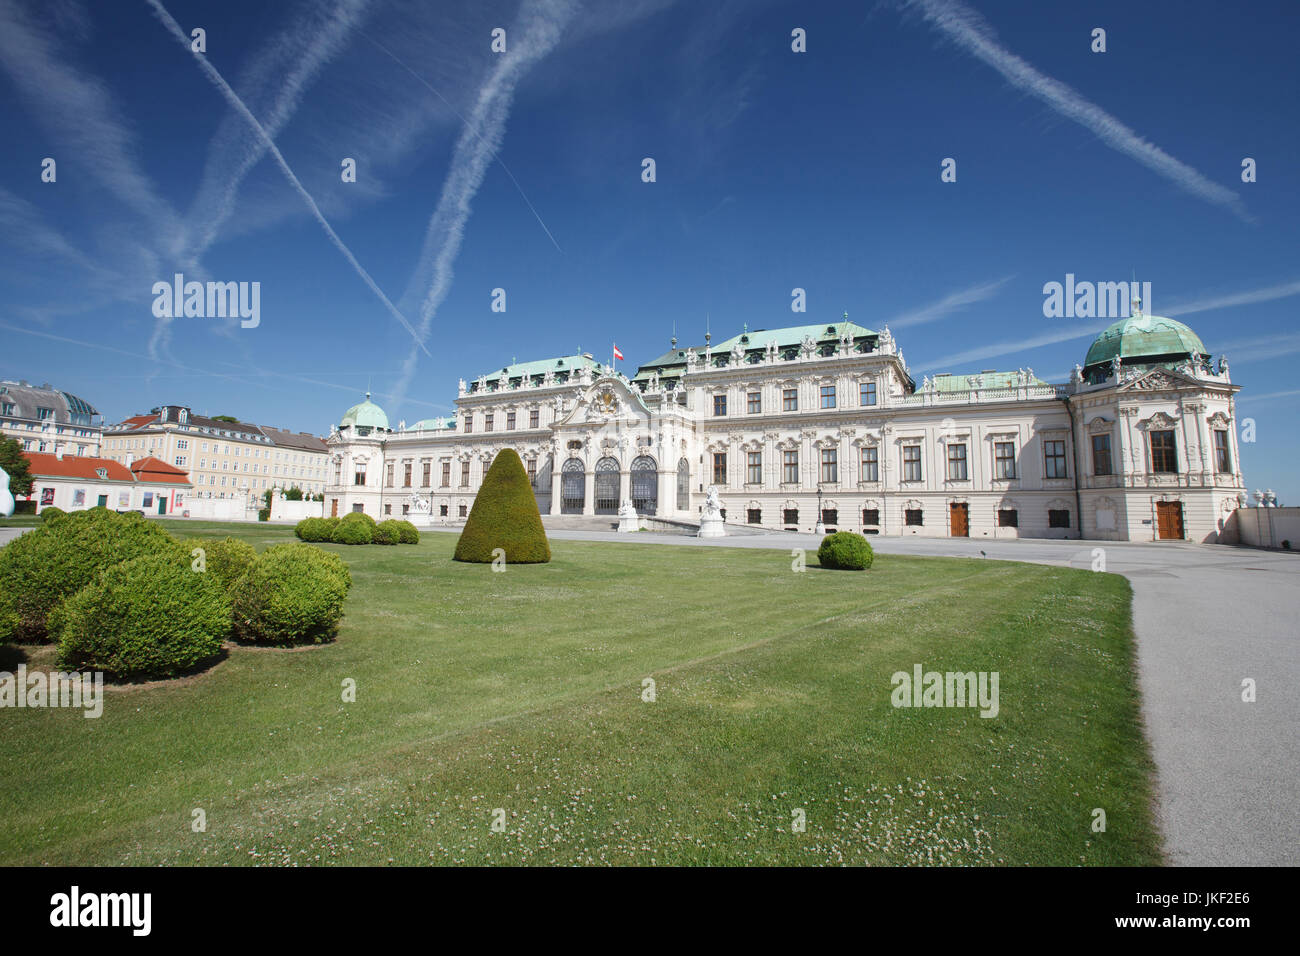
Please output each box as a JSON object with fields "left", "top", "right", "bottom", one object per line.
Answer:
{"left": 330, "top": 498, "right": 338, "bottom": 517}
{"left": 1156, "top": 501, "right": 1183, "bottom": 539}
{"left": 950, "top": 502, "right": 969, "bottom": 537}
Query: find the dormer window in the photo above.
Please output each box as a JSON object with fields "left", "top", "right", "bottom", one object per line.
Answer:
{"left": 95, "top": 468, "right": 107, "bottom": 478}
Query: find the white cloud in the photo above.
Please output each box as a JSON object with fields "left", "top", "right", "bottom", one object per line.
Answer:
{"left": 1163, "top": 280, "right": 1300, "bottom": 317}
{"left": 885, "top": 275, "right": 1014, "bottom": 328}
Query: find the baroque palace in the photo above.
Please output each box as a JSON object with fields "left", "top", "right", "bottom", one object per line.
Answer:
{"left": 325, "top": 305, "right": 1245, "bottom": 543}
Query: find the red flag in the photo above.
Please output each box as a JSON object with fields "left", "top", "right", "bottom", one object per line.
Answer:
{"left": 612, "top": 344, "right": 624, "bottom": 361}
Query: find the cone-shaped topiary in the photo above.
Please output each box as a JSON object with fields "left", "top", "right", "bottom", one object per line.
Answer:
{"left": 453, "top": 448, "right": 550, "bottom": 564}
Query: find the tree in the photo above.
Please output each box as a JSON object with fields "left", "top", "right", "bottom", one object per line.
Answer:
{"left": 453, "top": 449, "right": 550, "bottom": 564}
{"left": 0, "top": 436, "right": 34, "bottom": 498}
{"left": 211, "top": 415, "right": 239, "bottom": 423}
{"left": 285, "top": 486, "right": 304, "bottom": 501}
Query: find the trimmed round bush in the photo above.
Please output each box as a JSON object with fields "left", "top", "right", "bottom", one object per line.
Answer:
{"left": 230, "top": 543, "right": 352, "bottom": 645}
{"left": 39, "top": 506, "right": 66, "bottom": 522}
{"left": 454, "top": 449, "right": 550, "bottom": 564}
{"left": 342, "top": 511, "right": 376, "bottom": 530}
{"left": 331, "top": 515, "right": 373, "bottom": 544}
{"left": 0, "top": 588, "right": 18, "bottom": 644}
{"left": 391, "top": 519, "right": 419, "bottom": 544}
{"left": 295, "top": 517, "right": 331, "bottom": 542}
{"left": 373, "top": 521, "right": 400, "bottom": 545}
{"left": 0, "top": 508, "right": 185, "bottom": 642}
{"left": 184, "top": 536, "right": 257, "bottom": 592}
{"left": 817, "top": 531, "right": 874, "bottom": 570}
{"left": 50, "top": 554, "right": 231, "bottom": 679}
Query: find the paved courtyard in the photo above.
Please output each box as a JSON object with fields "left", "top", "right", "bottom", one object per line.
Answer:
{"left": 2, "top": 522, "right": 1293, "bottom": 865}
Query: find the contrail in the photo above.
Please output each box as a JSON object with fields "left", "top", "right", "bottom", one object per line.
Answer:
{"left": 144, "top": 0, "right": 430, "bottom": 358}
{"left": 389, "top": 0, "right": 579, "bottom": 409}
{"left": 1163, "top": 279, "right": 1300, "bottom": 317}
{"left": 913, "top": 320, "right": 1110, "bottom": 372}
{"left": 361, "top": 30, "right": 562, "bottom": 254}
{"left": 181, "top": 0, "right": 373, "bottom": 265}
{"left": 896, "top": 0, "right": 1253, "bottom": 222}
{"left": 886, "top": 275, "right": 1014, "bottom": 328}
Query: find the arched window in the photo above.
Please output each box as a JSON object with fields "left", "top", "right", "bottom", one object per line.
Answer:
{"left": 631, "top": 455, "right": 657, "bottom": 516}
{"left": 676, "top": 458, "right": 690, "bottom": 511}
{"left": 561, "top": 458, "right": 584, "bottom": 514}
{"left": 594, "top": 457, "right": 619, "bottom": 515}
{"left": 533, "top": 455, "right": 553, "bottom": 514}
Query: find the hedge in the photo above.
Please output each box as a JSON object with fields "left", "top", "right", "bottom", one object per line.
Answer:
{"left": 39, "top": 506, "right": 66, "bottom": 522}
{"left": 817, "top": 531, "right": 874, "bottom": 570}
{"left": 454, "top": 449, "right": 550, "bottom": 564}
{"left": 184, "top": 536, "right": 257, "bottom": 592}
{"left": 331, "top": 515, "right": 373, "bottom": 544}
{"left": 295, "top": 517, "right": 329, "bottom": 542}
{"left": 231, "top": 543, "right": 352, "bottom": 645}
{"left": 51, "top": 554, "right": 231, "bottom": 679}
{"left": 372, "top": 521, "right": 400, "bottom": 545}
{"left": 390, "top": 519, "right": 419, "bottom": 544}
{"left": 0, "top": 508, "right": 185, "bottom": 642}
{"left": 0, "top": 588, "right": 17, "bottom": 644}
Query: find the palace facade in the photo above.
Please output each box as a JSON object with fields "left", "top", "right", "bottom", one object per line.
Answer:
{"left": 325, "top": 308, "right": 1246, "bottom": 543}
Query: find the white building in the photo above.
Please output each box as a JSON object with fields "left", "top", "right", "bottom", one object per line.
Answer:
{"left": 0, "top": 380, "right": 103, "bottom": 457}
{"left": 20, "top": 453, "right": 191, "bottom": 515}
{"left": 324, "top": 307, "right": 1246, "bottom": 543}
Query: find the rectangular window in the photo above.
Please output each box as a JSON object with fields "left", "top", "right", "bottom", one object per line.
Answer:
{"left": 37, "top": 407, "right": 53, "bottom": 420}
{"left": 713, "top": 394, "right": 727, "bottom": 417}
{"left": 863, "top": 508, "right": 879, "bottom": 526}
{"left": 860, "top": 382, "right": 877, "bottom": 406}
{"left": 460, "top": 461, "right": 471, "bottom": 486}
{"left": 484, "top": 414, "right": 494, "bottom": 432}
{"left": 905, "top": 508, "right": 923, "bottom": 526}
{"left": 783, "top": 508, "right": 798, "bottom": 526}
{"left": 995, "top": 441, "right": 1017, "bottom": 479}
{"left": 747, "top": 392, "right": 761, "bottom": 414}
{"left": 947, "top": 443, "right": 968, "bottom": 481}
{"left": 529, "top": 409, "right": 540, "bottom": 429}
{"left": 1048, "top": 509, "right": 1071, "bottom": 528}
{"left": 782, "top": 388, "right": 798, "bottom": 412}
{"left": 507, "top": 411, "right": 516, "bottom": 430}
{"left": 860, "top": 446, "right": 879, "bottom": 482}
{"left": 822, "top": 508, "right": 837, "bottom": 527}
{"left": 1214, "top": 430, "right": 1231, "bottom": 473}
{"left": 384, "top": 504, "right": 392, "bottom": 516}
{"left": 1091, "top": 434, "right": 1112, "bottom": 476}
{"left": 820, "top": 448, "right": 838, "bottom": 483}
{"left": 458, "top": 504, "right": 467, "bottom": 518}
{"left": 175, "top": 456, "right": 186, "bottom": 467}
{"left": 1, "top": 402, "right": 13, "bottom": 415}
{"left": 442, "top": 461, "right": 451, "bottom": 487}
{"left": 463, "top": 416, "right": 472, "bottom": 433}
{"left": 902, "top": 445, "right": 922, "bottom": 482}
{"left": 712, "top": 452, "right": 727, "bottom": 485}
{"left": 1150, "top": 430, "right": 1178, "bottom": 473}
{"left": 403, "top": 462, "right": 412, "bottom": 487}
{"left": 385, "top": 463, "right": 395, "bottom": 487}
{"left": 354, "top": 465, "right": 366, "bottom": 486}
{"left": 527, "top": 458, "right": 537, "bottom": 482}
{"left": 747, "top": 508, "right": 762, "bottom": 525}
{"left": 820, "top": 385, "right": 837, "bottom": 409}
{"left": 439, "top": 504, "right": 448, "bottom": 517}
{"left": 176, "top": 440, "right": 188, "bottom": 450}
{"left": 422, "top": 462, "right": 432, "bottom": 486}
{"left": 747, "top": 452, "right": 762, "bottom": 484}
{"left": 998, "top": 509, "right": 1018, "bottom": 527}
{"left": 1044, "top": 439, "right": 1068, "bottom": 478}
{"left": 782, "top": 450, "right": 799, "bottom": 484}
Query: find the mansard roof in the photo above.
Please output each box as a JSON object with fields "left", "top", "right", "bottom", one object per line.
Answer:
{"left": 470, "top": 353, "right": 603, "bottom": 392}
{"left": 927, "top": 370, "right": 1048, "bottom": 392}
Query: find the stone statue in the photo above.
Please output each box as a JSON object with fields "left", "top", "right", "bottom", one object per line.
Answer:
{"left": 408, "top": 493, "right": 431, "bottom": 514}
{"left": 1111, "top": 355, "right": 1122, "bottom": 379}
{"left": 0, "top": 464, "right": 14, "bottom": 517}
{"left": 1218, "top": 355, "right": 1230, "bottom": 377}
{"left": 1070, "top": 364, "right": 1083, "bottom": 384}
{"left": 698, "top": 486, "right": 725, "bottom": 537}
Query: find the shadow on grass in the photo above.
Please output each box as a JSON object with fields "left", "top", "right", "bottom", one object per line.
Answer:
{"left": 0, "top": 643, "right": 29, "bottom": 670}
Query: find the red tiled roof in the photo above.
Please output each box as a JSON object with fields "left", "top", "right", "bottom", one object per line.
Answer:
{"left": 23, "top": 453, "right": 134, "bottom": 482}
{"left": 119, "top": 414, "right": 159, "bottom": 429}
{"left": 129, "top": 456, "right": 191, "bottom": 485}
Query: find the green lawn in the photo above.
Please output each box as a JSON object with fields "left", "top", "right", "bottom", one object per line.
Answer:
{"left": 0, "top": 520, "right": 1160, "bottom": 865}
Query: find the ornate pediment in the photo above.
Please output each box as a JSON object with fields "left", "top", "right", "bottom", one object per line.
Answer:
{"left": 1206, "top": 411, "right": 1232, "bottom": 428}
{"left": 1086, "top": 416, "right": 1114, "bottom": 433}
{"left": 558, "top": 377, "right": 650, "bottom": 428}
{"left": 1118, "top": 367, "right": 1199, "bottom": 392}
{"left": 1140, "top": 410, "right": 1180, "bottom": 430}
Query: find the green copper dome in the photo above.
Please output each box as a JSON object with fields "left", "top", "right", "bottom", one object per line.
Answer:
{"left": 1084, "top": 313, "right": 1207, "bottom": 369}
{"left": 341, "top": 392, "right": 389, "bottom": 431}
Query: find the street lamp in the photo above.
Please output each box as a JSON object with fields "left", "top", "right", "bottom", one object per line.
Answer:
{"left": 815, "top": 484, "right": 825, "bottom": 535}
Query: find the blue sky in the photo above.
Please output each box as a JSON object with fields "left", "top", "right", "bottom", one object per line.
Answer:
{"left": 1, "top": 0, "right": 1297, "bottom": 498}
